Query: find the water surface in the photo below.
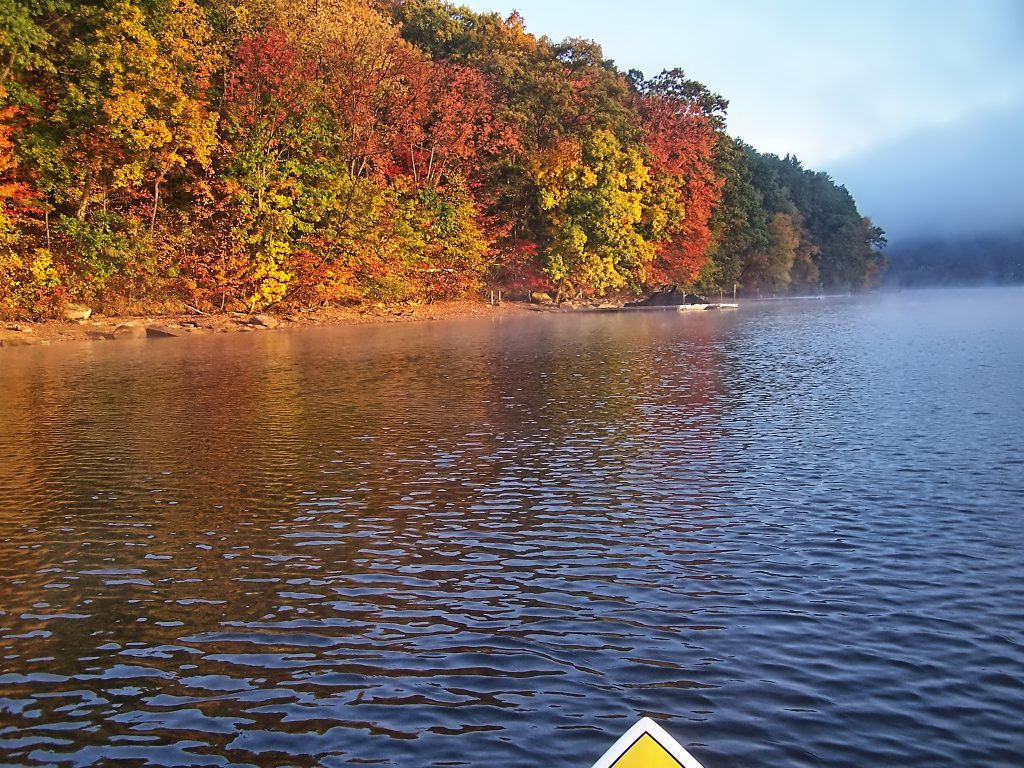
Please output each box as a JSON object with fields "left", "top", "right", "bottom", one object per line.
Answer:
{"left": 1, "top": 288, "right": 1023, "bottom": 766}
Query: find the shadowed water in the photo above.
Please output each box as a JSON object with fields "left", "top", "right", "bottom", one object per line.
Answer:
{"left": 1, "top": 288, "right": 1023, "bottom": 767}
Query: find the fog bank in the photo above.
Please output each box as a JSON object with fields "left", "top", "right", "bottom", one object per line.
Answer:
{"left": 830, "top": 99, "right": 1024, "bottom": 244}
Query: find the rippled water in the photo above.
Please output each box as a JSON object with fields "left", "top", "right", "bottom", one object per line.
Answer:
{"left": 1, "top": 288, "right": 1023, "bottom": 767}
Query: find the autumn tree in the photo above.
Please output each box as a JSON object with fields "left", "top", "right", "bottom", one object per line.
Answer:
{"left": 534, "top": 129, "right": 653, "bottom": 296}
{"left": 215, "top": 0, "right": 502, "bottom": 308}
{"left": 13, "top": 0, "right": 218, "bottom": 304}
{"left": 393, "top": 2, "right": 588, "bottom": 286}
{"left": 401, "top": 61, "right": 515, "bottom": 189}
{"left": 0, "top": 102, "right": 48, "bottom": 316}
{"left": 635, "top": 69, "right": 727, "bottom": 286}
{"left": 0, "top": 0, "right": 61, "bottom": 102}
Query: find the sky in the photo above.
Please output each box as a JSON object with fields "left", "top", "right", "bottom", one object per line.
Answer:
{"left": 459, "top": 0, "right": 1024, "bottom": 243}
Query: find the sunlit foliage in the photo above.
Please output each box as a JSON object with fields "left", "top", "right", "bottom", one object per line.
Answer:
{"left": 0, "top": 0, "right": 884, "bottom": 317}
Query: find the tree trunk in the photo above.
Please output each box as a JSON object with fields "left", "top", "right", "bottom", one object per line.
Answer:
{"left": 76, "top": 179, "right": 91, "bottom": 220}
{"left": 426, "top": 146, "right": 436, "bottom": 185}
{"left": 1, "top": 52, "right": 15, "bottom": 84}
{"left": 150, "top": 177, "right": 162, "bottom": 236}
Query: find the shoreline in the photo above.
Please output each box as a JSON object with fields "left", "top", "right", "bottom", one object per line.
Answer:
{"left": 0, "top": 299, "right": 543, "bottom": 349}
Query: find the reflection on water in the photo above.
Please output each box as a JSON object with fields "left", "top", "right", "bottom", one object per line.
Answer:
{"left": 2, "top": 289, "right": 1023, "bottom": 767}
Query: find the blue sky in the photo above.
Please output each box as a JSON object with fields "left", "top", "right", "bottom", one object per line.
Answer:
{"left": 459, "top": 0, "right": 1024, "bottom": 242}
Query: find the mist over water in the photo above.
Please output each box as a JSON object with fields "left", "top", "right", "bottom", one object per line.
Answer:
{"left": 883, "top": 235, "right": 1024, "bottom": 288}
{"left": 1, "top": 288, "right": 1023, "bottom": 767}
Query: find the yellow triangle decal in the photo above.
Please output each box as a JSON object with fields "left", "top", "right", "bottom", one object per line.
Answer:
{"left": 590, "top": 718, "right": 707, "bottom": 768}
{"left": 611, "top": 733, "right": 685, "bottom": 768}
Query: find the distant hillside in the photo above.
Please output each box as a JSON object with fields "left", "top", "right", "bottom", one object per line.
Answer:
{"left": 883, "top": 234, "right": 1024, "bottom": 288}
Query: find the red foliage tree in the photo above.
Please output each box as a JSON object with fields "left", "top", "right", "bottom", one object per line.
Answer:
{"left": 402, "top": 61, "right": 512, "bottom": 188}
{"left": 224, "top": 28, "right": 319, "bottom": 140}
{"left": 637, "top": 70, "right": 727, "bottom": 285}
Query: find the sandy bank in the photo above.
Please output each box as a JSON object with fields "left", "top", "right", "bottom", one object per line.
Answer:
{"left": 0, "top": 299, "right": 544, "bottom": 348}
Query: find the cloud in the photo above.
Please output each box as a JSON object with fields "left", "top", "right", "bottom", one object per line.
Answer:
{"left": 701, "top": 0, "right": 1024, "bottom": 165}
{"left": 829, "top": 97, "right": 1024, "bottom": 243}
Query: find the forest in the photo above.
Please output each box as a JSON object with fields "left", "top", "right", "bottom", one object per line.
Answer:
{"left": 0, "top": 0, "right": 886, "bottom": 317}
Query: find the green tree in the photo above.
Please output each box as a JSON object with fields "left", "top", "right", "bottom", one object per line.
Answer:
{"left": 742, "top": 149, "right": 886, "bottom": 293}
{"left": 698, "top": 137, "right": 768, "bottom": 294}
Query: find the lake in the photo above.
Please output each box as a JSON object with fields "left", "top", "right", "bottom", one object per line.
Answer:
{"left": 1, "top": 287, "right": 1022, "bottom": 767}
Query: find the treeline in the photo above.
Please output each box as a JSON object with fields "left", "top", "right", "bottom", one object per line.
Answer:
{"left": 0, "top": 0, "right": 885, "bottom": 317}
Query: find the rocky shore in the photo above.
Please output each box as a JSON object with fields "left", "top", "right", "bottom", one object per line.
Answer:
{"left": 0, "top": 299, "right": 538, "bottom": 349}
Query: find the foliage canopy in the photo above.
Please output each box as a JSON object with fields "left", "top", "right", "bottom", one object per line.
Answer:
{"left": 0, "top": 0, "right": 885, "bottom": 316}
